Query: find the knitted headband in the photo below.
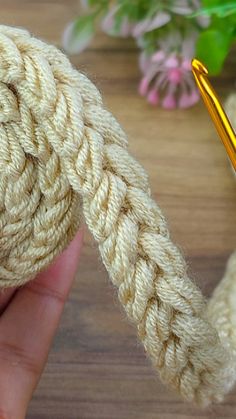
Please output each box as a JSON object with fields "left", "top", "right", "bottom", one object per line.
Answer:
{"left": 0, "top": 25, "right": 235, "bottom": 406}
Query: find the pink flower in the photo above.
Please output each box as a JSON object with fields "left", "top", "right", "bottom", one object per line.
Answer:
{"left": 138, "top": 33, "right": 199, "bottom": 109}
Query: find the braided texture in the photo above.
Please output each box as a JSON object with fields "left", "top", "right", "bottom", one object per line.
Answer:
{"left": 0, "top": 25, "right": 235, "bottom": 406}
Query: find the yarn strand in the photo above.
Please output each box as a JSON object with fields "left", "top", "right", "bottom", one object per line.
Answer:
{"left": 0, "top": 25, "right": 235, "bottom": 406}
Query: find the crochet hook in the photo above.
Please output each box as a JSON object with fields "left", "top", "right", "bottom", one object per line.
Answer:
{"left": 192, "top": 58, "right": 236, "bottom": 171}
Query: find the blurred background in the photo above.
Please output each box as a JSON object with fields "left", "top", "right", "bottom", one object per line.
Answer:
{"left": 2, "top": 1, "right": 236, "bottom": 418}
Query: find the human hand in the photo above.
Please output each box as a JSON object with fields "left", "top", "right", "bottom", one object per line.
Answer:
{"left": 0, "top": 231, "right": 83, "bottom": 419}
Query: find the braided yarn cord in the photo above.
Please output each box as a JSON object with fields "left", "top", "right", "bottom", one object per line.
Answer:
{"left": 0, "top": 25, "right": 235, "bottom": 406}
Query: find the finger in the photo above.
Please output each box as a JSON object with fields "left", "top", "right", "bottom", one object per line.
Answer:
{"left": 0, "top": 287, "right": 16, "bottom": 314}
{"left": 0, "top": 230, "right": 83, "bottom": 419}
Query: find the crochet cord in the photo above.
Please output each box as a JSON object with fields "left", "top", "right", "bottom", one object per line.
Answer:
{"left": 0, "top": 25, "right": 235, "bottom": 406}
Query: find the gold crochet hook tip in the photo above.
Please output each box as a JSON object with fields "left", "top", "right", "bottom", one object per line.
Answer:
{"left": 192, "top": 58, "right": 208, "bottom": 76}
{"left": 191, "top": 58, "right": 236, "bottom": 171}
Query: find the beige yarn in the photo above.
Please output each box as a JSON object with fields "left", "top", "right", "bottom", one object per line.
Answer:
{"left": 0, "top": 25, "right": 235, "bottom": 406}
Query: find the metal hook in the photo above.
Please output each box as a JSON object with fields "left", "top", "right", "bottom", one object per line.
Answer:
{"left": 192, "top": 58, "right": 236, "bottom": 171}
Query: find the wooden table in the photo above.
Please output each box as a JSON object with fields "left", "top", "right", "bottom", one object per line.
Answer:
{"left": 1, "top": 1, "right": 236, "bottom": 418}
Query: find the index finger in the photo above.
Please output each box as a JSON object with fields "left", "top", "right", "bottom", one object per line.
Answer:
{"left": 0, "top": 230, "right": 83, "bottom": 419}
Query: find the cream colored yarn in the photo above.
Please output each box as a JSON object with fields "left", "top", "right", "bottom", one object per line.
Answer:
{"left": 0, "top": 25, "right": 235, "bottom": 406}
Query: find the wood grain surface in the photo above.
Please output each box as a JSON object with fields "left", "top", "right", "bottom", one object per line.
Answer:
{"left": 1, "top": 1, "right": 236, "bottom": 418}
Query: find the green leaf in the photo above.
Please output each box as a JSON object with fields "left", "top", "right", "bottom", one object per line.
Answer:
{"left": 202, "top": 0, "right": 223, "bottom": 7}
{"left": 87, "top": 0, "right": 108, "bottom": 7}
{"left": 191, "top": 3, "right": 236, "bottom": 18}
{"left": 196, "top": 29, "right": 232, "bottom": 75}
{"left": 116, "top": 0, "right": 159, "bottom": 22}
{"left": 63, "top": 15, "right": 95, "bottom": 54}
